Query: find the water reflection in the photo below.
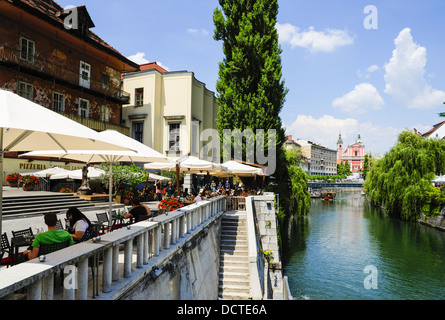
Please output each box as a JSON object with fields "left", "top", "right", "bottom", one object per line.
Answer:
{"left": 282, "top": 191, "right": 445, "bottom": 300}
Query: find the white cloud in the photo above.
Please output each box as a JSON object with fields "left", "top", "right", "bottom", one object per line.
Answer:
{"left": 276, "top": 23, "right": 354, "bottom": 53}
{"left": 286, "top": 115, "right": 401, "bottom": 156}
{"left": 126, "top": 52, "right": 170, "bottom": 71}
{"left": 367, "top": 65, "right": 379, "bottom": 73}
{"left": 187, "top": 28, "right": 210, "bottom": 35}
{"left": 332, "top": 83, "right": 385, "bottom": 114}
{"left": 357, "top": 65, "right": 380, "bottom": 79}
{"left": 384, "top": 27, "right": 445, "bottom": 109}
{"left": 127, "top": 52, "right": 149, "bottom": 64}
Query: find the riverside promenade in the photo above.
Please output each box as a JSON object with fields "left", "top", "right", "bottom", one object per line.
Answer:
{"left": 0, "top": 187, "right": 136, "bottom": 241}
{"left": 0, "top": 190, "right": 292, "bottom": 300}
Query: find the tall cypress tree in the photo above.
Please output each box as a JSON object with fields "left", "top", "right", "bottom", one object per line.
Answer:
{"left": 213, "top": 0, "right": 287, "bottom": 155}
{"left": 213, "top": 0, "right": 309, "bottom": 221}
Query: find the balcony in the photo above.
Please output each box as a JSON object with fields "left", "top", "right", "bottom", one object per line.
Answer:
{"left": 60, "top": 113, "right": 130, "bottom": 136}
{"left": 0, "top": 44, "right": 130, "bottom": 104}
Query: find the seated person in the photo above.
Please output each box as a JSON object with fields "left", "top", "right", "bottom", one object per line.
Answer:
{"left": 22, "top": 212, "right": 74, "bottom": 260}
{"left": 124, "top": 198, "right": 151, "bottom": 223}
{"left": 66, "top": 207, "right": 95, "bottom": 243}
{"left": 195, "top": 192, "right": 203, "bottom": 203}
{"left": 184, "top": 193, "right": 196, "bottom": 204}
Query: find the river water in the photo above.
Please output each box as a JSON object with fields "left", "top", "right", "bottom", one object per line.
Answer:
{"left": 282, "top": 191, "right": 445, "bottom": 300}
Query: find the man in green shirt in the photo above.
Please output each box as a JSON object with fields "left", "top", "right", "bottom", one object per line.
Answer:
{"left": 23, "top": 212, "right": 74, "bottom": 260}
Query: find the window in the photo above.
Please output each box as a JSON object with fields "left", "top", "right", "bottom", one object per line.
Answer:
{"left": 53, "top": 92, "right": 65, "bottom": 112}
{"left": 191, "top": 121, "right": 199, "bottom": 155}
{"left": 79, "top": 61, "right": 91, "bottom": 89}
{"left": 132, "top": 121, "right": 144, "bottom": 143}
{"left": 168, "top": 123, "right": 181, "bottom": 152}
{"left": 101, "top": 73, "right": 110, "bottom": 90}
{"left": 135, "top": 88, "right": 144, "bottom": 106}
{"left": 78, "top": 98, "right": 89, "bottom": 118}
{"left": 18, "top": 81, "right": 33, "bottom": 101}
{"left": 20, "top": 37, "right": 34, "bottom": 62}
{"left": 100, "top": 105, "right": 110, "bottom": 123}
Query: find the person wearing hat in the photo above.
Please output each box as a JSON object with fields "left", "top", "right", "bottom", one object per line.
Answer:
{"left": 166, "top": 181, "right": 175, "bottom": 198}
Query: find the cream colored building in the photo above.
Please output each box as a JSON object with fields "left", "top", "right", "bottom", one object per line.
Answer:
{"left": 122, "top": 63, "right": 219, "bottom": 160}
{"left": 296, "top": 139, "right": 337, "bottom": 176}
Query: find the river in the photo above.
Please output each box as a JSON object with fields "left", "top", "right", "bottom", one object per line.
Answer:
{"left": 282, "top": 191, "right": 445, "bottom": 300}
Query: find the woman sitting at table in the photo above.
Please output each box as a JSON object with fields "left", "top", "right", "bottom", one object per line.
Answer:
{"left": 66, "top": 207, "right": 95, "bottom": 243}
{"left": 124, "top": 198, "right": 151, "bottom": 223}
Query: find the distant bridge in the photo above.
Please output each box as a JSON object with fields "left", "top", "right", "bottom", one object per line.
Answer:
{"left": 308, "top": 182, "right": 363, "bottom": 188}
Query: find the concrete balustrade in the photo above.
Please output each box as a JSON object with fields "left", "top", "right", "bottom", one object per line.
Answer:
{"left": 0, "top": 196, "right": 226, "bottom": 300}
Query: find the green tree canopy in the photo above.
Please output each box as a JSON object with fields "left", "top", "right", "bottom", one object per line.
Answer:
{"left": 213, "top": 0, "right": 287, "bottom": 156}
{"left": 364, "top": 130, "right": 445, "bottom": 221}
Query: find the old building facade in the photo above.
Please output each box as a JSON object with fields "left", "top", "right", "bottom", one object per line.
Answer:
{"left": 0, "top": 0, "right": 139, "bottom": 179}
{"left": 122, "top": 63, "right": 219, "bottom": 159}
{"left": 295, "top": 139, "right": 337, "bottom": 176}
{"left": 337, "top": 133, "right": 366, "bottom": 173}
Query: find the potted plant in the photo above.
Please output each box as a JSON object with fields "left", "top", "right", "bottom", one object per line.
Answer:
{"left": 60, "top": 187, "right": 73, "bottom": 194}
{"left": 158, "top": 197, "right": 183, "bottom": 214}
{"left": 19, "top": 175, "right": 39, "bottom": 191}
{"left": 121, "top": 189, "right": 134, "bottom": 204}
{"left": 6, "top": 173, "right": 20, "bottom": 187}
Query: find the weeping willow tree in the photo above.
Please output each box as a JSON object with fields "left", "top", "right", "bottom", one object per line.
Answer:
{"left": 364, "top": 130, "right": 445, "bottom": 221}
{"left": 285, "top": 149, "right": 310, "bottom": 217}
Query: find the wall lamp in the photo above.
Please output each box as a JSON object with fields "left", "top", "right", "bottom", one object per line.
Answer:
{"left": 149, "top": 267, "right": 162, "bottom": 280}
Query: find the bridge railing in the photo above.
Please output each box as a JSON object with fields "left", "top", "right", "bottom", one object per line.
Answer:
{"left": 0, "top": 196, "right": 226, "bottom": 300}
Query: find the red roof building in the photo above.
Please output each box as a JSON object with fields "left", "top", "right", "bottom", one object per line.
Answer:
{"left": 0, "top": 0, "right": 139, "bottom": 132}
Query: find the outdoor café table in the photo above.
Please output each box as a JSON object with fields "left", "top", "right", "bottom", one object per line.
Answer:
{"left": 111, "top": 214, "right": 127, "bottom": 230}
{"left": 11, "top": 236, "right": 34, "bottom": 265}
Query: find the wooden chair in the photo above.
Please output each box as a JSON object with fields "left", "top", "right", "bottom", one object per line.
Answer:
{"left": 12, "top": 227, "right": 33, "bottom": 238}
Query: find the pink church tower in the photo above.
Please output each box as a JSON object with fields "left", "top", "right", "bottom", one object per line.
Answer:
{"left": 337, "top": 132, "right": 343, "bottom": 165}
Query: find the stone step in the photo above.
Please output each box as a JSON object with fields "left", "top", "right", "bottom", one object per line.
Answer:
{"left": 219, "top": 271, "right": 250, "bottom": 280}
{"left": 218, "top": 291, "right": 251, "bottom": 300}
{"left": 218, "top": 283, "right": 250, "bottom": 294}
{"left": 219, "top": 278, "right": 250, "bottom": 287}
{"left": 219, "top": 210, "right": 250, "bottom": 300}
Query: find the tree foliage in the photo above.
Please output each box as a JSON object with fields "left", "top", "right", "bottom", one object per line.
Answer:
{"left": 214, "top": 0, "right": 309, "bottom": 220}
{"left": 213, "top": 0, "right": 287, "bottom": 152}
{"left": 337, "top": 160, "right": 352, "bottom": 177}
{"left": 285, "top": 149, "right": 310, "bottom": 217}
{"left": 364, "top": 130, "right": 445, "bottom": 221}
{"left": 98, "top": 163, "right": 147, "bottom": 195}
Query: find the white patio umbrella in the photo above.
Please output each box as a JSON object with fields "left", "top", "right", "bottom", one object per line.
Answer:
{"left": 50, "top": 166, "right": 105, "bottom": 180}
{"left": 0, "top": 90, "right": 135, "bottom": 235}
{"left": 144, "top": 155, "right": 227, "bottom": 196}
{"left": 220, "top": 160, "right": 263, "bottom": 177}
{"left": 22, "top": 129, "right": 170, "bottom": 223}
{"left": 146, "top": 173, "right": 171, "bottom": 182}
{"left": 20, "top": 167, "right": 72, "bottom": 178}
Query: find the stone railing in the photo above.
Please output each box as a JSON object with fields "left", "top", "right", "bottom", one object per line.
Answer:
{"left": 0, "top": 196, "right": 226, "bottom": 300}
{"left": 226, "top": 196, "right": 247, "bottom": 211}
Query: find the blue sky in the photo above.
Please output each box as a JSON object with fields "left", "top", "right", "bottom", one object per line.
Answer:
{"left": 57, "top": 0, "right": 445, "bottom": 156}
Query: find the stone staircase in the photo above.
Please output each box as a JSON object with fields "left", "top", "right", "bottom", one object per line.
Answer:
{"left": 2, "top": 193, "right": 97, "bottom": 217}
{"left": 218, "top": 211, "right": 251, "bottom": 300}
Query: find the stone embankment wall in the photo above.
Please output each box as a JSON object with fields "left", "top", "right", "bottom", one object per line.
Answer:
{"left": 117, "top": 216, "right": 222, "bottom": 300}
{"left": 418, "top": 210, "right": 445, "bottom": 232}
